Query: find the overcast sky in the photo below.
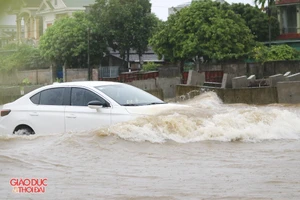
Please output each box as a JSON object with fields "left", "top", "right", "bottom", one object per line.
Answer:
{"left": 151, "top": 0, "right": 256, "bottom": 21}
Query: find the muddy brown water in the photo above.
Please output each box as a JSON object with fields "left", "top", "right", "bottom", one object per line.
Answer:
{"left": 1, "top": 93, "right": 300, "bottom": 199}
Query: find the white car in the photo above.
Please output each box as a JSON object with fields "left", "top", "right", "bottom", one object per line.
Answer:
{"left": 0, "top": 81, "right": 176, "bottom": 135}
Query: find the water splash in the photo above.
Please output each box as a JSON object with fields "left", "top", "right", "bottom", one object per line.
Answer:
{"left": 105, "top": 92, "right": 300, "bottom": 143}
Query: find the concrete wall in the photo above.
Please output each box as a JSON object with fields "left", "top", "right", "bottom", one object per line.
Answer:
{"left": 187, "top": 70, "right": 205, "bottom": 86}
{"left": 65, "top": 68, "right": 99, "bottom": 82}
{"left": 0, "top": 69, "right": 52, "bottom": 85}
{"left": 277, "top": 81, "right": 300, "bottom": 103}
{"left": 129, "top": 79, "right": 156, "bottom": 90}
{"left": 0, "top": 85, "right": 42, "bottom": 104}
{"left": 65, "top": 68, "right": 88, "bottom": 82}
{"left": 219, "top": 87, "right": 278, "bottom": 104}
{"left": 129, "top": 77, "right": 181, "bottom": 99}
{"left": 157, "top": 77, "right": 181, "bottom": 99}
{"left": 0, "top": 68, "right": 99, "bottom": 86}
{"left": 176, "top": 85, "right": 278, "bottom": 105}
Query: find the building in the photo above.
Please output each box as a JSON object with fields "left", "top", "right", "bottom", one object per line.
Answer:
{"left": 0, "top": 14, "right": 24, "bottom": 47}
{"left": 106, "top": 48, "right": 165, "bottom": 72}
{"left": 274, "top": 0, "right": 300, "bottom": 49}
{"left": 7, "top": 0, "right": 95, "bottom": 43}
{"left": 276, "top": 0, "right": 300, "bottom": 39}
{"left": 37, "top": 0, "right": 95, "bottom": 33}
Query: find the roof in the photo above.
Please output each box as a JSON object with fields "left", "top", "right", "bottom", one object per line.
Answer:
{"left": 63, "top": 0, "right": 96, "bottom": 7}
{"left": 0, "top": 31, "right": 11, "bottom": 39}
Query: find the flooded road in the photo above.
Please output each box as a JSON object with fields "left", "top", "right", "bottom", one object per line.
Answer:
{"left": 1, "top": 93, "right": 300, "bottom": 199}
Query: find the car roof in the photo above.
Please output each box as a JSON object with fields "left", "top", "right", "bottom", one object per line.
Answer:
{"left": 53, "top": 81, "right": 122, "bottom": 87}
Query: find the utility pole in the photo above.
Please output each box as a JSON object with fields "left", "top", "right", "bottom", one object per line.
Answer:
{"left": 85, "top": 5, "right": 92, "bottom": 81}
{"left": 268, "top": 0, "right": 272, "bottom": 47}
{"left": 87, "top": 27, "right": 91, "bottom": 80}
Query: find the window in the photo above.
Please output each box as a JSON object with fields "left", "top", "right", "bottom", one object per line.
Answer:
{"left": 71, "top": 88, "right": 107, "bottom": 106}
{"left": 40, "top": 88, "right": 65, "bottom": 106}
{"left": 30, "top": 93, "right": 40, "bottom": 104}
{"left": 95, "top": 84, "right": 165, "bottom": 106}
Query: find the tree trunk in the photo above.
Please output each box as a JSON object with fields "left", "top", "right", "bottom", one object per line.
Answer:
{"left": 126, "top": 49, "right": 131, "bottom": 72}
{"left": 179, "top": 60, "right": 184, "bottom": 84}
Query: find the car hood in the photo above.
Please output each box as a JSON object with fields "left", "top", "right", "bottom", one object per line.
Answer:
{"left": 124, "top": 103, "right": 187, "bottom": 115}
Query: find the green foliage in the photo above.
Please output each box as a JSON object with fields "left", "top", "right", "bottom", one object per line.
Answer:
{"left": 39, "top": 12, "right": 106, "bottom": 67}
{"left": 22, "top": 78, "right": 31, "bottom": 85}
{"left": 142, "top": 62, "right": 159, "bottom": 71}
{"left": 55, "top": 77, "right": 63, "bottom": 83}
{"left": 0, "top": 44, "right": 47, "bottom": 72}
{"left": 90, "top": 0, "right": 159, "bottom": 61}
{"left": 150, "top": 0, "right": 256, "bottom": 62}
{"left": 252, "top": 44, "right": 300, "bottom": 62}
{"left": 230, "top": 3, "right": 279, "bottom": 42}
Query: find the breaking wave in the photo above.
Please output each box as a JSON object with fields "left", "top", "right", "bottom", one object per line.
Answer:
{"left": 99, "top": 92, "right": 300, "bottom": 143}
{"left": 1, "top": 92, "right": 300, "bottom": 144}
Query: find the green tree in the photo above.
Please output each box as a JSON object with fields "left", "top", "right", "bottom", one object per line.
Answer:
{"left": 150, "top": 0, "right": 256, "bottom": 68}
{"left": 0, "top": 44, "right": 47, "bottom": 72}
{"left": 230, "top": 3, "right": 279, "bottom": 42}
{"left": 252, "top": 44, "right": 300, "bottom": 62}
{"left": 39, "top": 12, "right": 106, "bottom": 68}
{"left": 90, "top": 0, "right": 158, "bottom": 68}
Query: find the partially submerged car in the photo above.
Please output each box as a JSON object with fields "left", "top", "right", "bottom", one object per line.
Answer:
{"left": 0, "top": 81, "right": 179, "bottom": 135}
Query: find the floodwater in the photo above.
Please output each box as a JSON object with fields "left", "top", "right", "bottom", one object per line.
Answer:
{"left": 1, "top": 92, "right": 300, "bottom": 200}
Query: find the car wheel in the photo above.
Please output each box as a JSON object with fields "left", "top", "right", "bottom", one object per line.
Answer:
{"left": 13, "top": 126, "right": 35, "bottom": 135}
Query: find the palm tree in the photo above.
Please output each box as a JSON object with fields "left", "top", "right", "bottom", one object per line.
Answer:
{"left": 254, "top": 0, "right": 275, "bottom": 9}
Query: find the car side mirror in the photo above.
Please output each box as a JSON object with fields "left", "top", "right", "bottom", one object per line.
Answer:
{"left": 88, "top": 101, "right": 106, "bottom": 109}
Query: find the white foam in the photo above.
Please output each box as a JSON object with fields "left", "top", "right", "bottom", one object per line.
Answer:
{"left": 106, "top": 93, "right": 300, "bottom": 143}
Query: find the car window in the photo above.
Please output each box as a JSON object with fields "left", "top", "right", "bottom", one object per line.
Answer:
{"left": 71, "top": 88, "right": 106, "bottom": 106}
{"left": 30, "top": 93, "right": 40, "bottom": 104}
{"left": 95, "top": 84, "right": 165, "bottom": 106}
{"left": 40, "top": 88, "right": 65, "bottom": 106}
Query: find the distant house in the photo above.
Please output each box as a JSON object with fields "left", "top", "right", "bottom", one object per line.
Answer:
{"left": 270, "top": 0, "right": 300, "bottom": 49}
{"left": 8, "top": 0, "right": 95, "bottom": 43}
{"left": 37, "top": 0, "right": 95, "bottom": 33}
{"left": 0, "top": 14, "right": 24, "bottom": 47}
{"left": 106, "top": 48, "right": 165, "bottom": 72}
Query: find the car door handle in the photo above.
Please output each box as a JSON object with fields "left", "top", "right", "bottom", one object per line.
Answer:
{"left": 30, "top": 112, "right": 39, "bottom": 116}
{"left": 66, "top": 114, "right": 77, "bottom": 119}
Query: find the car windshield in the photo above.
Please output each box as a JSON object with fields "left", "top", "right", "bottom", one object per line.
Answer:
{"left": 95, "top": 84, "right": 165, "bottom": 106}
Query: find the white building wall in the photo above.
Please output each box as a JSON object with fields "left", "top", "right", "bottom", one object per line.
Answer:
{"left": 43, "top": 14, "right": 56, "bottom": 32}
